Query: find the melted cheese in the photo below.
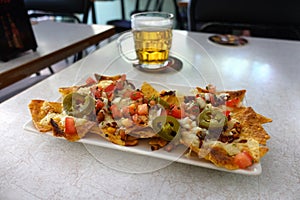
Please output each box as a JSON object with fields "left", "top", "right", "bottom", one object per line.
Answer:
{"left": 181, "top": 131, "right": 200, "bottom": 147}
{"left": 77, "top": 87, "right": 91, "bottom": 96}
{"left": 97, "top": 80, "right": 114, "bottom": 88}
{"left": 40, "top": 112, "right": 67, "bottom": 126}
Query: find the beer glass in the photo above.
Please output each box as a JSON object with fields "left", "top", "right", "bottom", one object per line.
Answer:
{"left": 118, "top": 12, "right": 174, "bottom": 71}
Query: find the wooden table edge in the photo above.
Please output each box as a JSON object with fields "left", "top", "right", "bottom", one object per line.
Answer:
{"left": 0, "top": 26, "right": 115, "bottom": 89}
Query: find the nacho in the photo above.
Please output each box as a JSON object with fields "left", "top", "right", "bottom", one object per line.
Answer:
{"left": 28, "top": 100, "right": 63, "bottom": 132}
{"left": 28, "top": 74, "right": 272, "bottom": 171}
{"left": 232, "top": 107, "right": 271, "bottom": 145}
{"left": 141, "top": 82, "right": 159, "bottom": 99}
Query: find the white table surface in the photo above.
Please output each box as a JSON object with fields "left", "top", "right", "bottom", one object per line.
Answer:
{"left": 1, "top": 30, "right": 299, "bottom": 199}
{"left": 0, "top": 20, "right": 114, "bottom": 89}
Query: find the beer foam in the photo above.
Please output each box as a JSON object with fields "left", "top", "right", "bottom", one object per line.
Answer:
{"left": 132, "top": 16, "right": 173, "bottom": 30}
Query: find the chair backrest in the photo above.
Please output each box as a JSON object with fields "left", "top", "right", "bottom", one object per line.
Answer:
{"left": 24, "top": 0, "right": 89, "bottom": 14}
{"left": 188, "top": 0, "right": 300, "bottom": 39}
{"left": 126, "top": 0, "right": 182, "bottom": 27}
{"left": 131, "top": 0, "right": 183, "bottom": 28}
{"left": 108, "top": 0, "right": 183, "bottom": 33}
{"left": 24, "top": 0, "right": 92, "bottom": 23}
{"left": 120, "top": 0, "right": 166, "bottom": 19}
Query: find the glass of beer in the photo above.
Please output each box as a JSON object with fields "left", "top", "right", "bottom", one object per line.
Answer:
{"left": 118, "top": 12, "right": 174, "bottom": 71}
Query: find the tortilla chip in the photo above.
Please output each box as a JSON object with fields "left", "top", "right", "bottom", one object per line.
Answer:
{"left": 160, "top": 93, "right": 180, "bottom": 106}
{"left": 28, "top": 77, "right": 272, "bottom": 170}
{"left": 232, "top": 107, "right": 271, "bottom": 145}
{"left": 59, "top": 74, "right": 123, "bottom": 97}
{"left": 205, "top": 146, "right": 239, "bottom": 170}
{"left": 89, "top": 125, "right": 139, "bottom": 146}
{"left": 141, "top": 82, "right": 183, "bottom": 106}
{"left": 58, "top": 86, "right": 80, "bottom": 96}
{"left": 258, "top": 146, "right": 269, "bottom": 158}
{"left": 196, "top": 87, "right": 246, "bottom": 102}
{"left": 94, "top": 74, "right": 122, "bottom": 82}
{"left": 180, "top": 105, "right": 271, "bottom": 169}
{"left": 141, "top": 82, "right": 159, "bottom": 99}
{"left": 28, "top": 100, "right": 62, "bottom": 132}
{"left": 149, "top": 137, "right": 168, "bottom": 150}
{"left": 256, "top": 113, "right": 273, "bottom": 124}
{"left": 197, "top": 138, "right": 267, "bottom": 169}
{"left": 225, "top": 90, "right": 246, "bottom": 101}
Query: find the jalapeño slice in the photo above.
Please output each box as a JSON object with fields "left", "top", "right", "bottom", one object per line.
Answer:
{"left": 152, "top": 116, "right": 180, "bottom": 141}
{"left": 197, "top": 107, "right": 228, "bottom": 129}
{"left": 63, "top": 92, "right": 95, "bottom": 117}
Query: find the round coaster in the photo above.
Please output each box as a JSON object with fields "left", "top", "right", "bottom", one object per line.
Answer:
{"left": 132, "top": 56, "right": 183, "bottom": 73}
{"left": 209, "top": 34, "right": 248, "bottom": 46}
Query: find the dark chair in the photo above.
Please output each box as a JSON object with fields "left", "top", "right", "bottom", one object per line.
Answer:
{"left": 188, "top": 0, "right": 300, "bottom": 40}
{"left": 24, "top": 0, "right": 97, "bottom": 72}
{"left": 24, "top": 0, "right": 96, "bottom": 24}
{"left": 1, "top": 1, "right": 98, "bottom": 102}
{"left": 107, "top": 0, "right": 184, "bottom": 33}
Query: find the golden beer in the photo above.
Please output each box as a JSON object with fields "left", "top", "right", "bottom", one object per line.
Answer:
{"left": 118, "top": 12, "right": 173, "bottom": 69}
{"left": 133, "top": 29, "right": 172, "bottom": 65}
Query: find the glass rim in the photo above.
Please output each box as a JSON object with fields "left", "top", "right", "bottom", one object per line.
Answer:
{"left": 131, "top": 11, "right": 174, "bottom": 20}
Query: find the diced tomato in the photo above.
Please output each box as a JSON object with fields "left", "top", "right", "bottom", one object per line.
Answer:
{"left": 95, "top": 99, "right": 105, "bottom": 110}
{"left": 169, "top": 105, "right": 185, "bottom": 119}
{"left": 128, "top": 103, "right": 137, "bottom": 115}
{"left": 65, "top": 117, "right": 77, "bottom": 136}
{"left": 130, "top": 91, "right": 144, "bottom": 100}
{"left": 233, "top": 151, "right": 253, "bottom": 169}
{"left": 137, "top": 104, "right": 148, "bottom": 115}
{"left": 107, "top": 92, "right": 114, "bottom": 100}
{"left": 223, "top": 110, "right": 230, "bottom": 117}
{"left": 110, "top": 104, "right": 122, "bottom": 119}
{"left": 226, "top": 97, "right": 240, "bottom": 107}
{"left": 114, "top": 74, "right": 126, "bottom": 90}
{"left": 85, "top": 77, "right": 97, "bottom": 85}
{"left": 104, "top": 83, "right": 115, "bottom": 93}
{"left": 93, "top": 89, "right": 102, "bottom": 99}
